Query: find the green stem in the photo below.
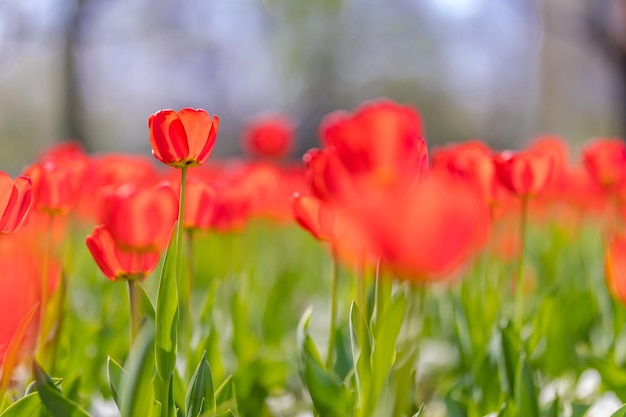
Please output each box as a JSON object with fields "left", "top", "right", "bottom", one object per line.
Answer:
{"left": 37, "top": 214, "right": 55, "bottom": 357}
{"left": 515, "top": 197, "right": 529, "bottom": 331}
{"left": 160, "top": 375, "right": 171, "bottom": 417}
{"left": 176, "top": 167, "right": 188, "bottom": 358}
{"left": 326, "top": 252, "right": 338, "bottom": 369}
{"left": 127, "top": 280, "right": 139, "bottom": 344}
{"left": 184, "top": 228, "right": 194, "bottom": 361}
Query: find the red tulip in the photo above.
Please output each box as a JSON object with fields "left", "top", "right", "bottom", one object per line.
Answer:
{"left": 148, "top": 108, "right": 219, "bottom": 168}
{"left": 494, "top": 149, "right": 555, "bottom": 197}
{"left": 605, "top": 233, "right": 626, "bottom": 304}
{"left": 0, "top": 172, "right": 32, "bottom": 234}
{"left": 24, "top": 144, "right": 89, "bottom": 215}
{"left": 292, "top": 194, "right": 335, "bottom": 241}
{"left": 86, "top": 225, "right": 161, "bottom": 282}
{"left": 582, "top": 138, "right": 626, "bottom": 190}
{"left": 315, "top": 99, "right": 428, "bottom": 200}
{"left": 242, "top": 114, "right": 293, "bottom": 158}
{"left": 99, "top": 182, "right": 178, "bottom": 251}
{"left": 184, "top": 176, "right": 216, "bottom": 230}
{"left": 366, "top": 171, "right": 490, "bottom": 280}
{"left": 0, "top": 237, "right": 60, "bottom": 366}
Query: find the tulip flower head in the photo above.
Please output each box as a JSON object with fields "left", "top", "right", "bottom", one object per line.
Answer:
{"left": 149, "top": 108, "right": 219, "bottom": 168}
{"left": 494, "top": 149, "right": 555, "bottom": 198}
{"left": 242, "top": 114, "right": 294, "bottom": 159}
{"left": 0, "top": 172, "right": 32, "bottom": 234}
{"left": 583, "top": 138, "right": 626, "bottom": 190}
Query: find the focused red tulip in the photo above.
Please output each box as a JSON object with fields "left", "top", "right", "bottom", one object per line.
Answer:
{"left": 605, "top": 233, "right": 626, "bottom": 304}
{"left": 0, "top": 172, "right": 32, "bottom": 234}
{"left": 242, "top": 114, "right": 294, "bottom": 159}
{"left": 86, "top": 225, "right": 161, "bottom": 282}
{"left": 99, "top": 182, "right": 178, "bottom": 251}
{"left": 583, "top": 138, "right": 626, "bottom": 190}
{"left": 148, "top": 108, "right": 219, "bottom": 168}
{"left": 494, "top": 149, "right": 555, "bottom": 198}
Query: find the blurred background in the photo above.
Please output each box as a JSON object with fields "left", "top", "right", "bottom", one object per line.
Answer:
{"left": 0, "top": 0, "right": 624, "bottom": 173}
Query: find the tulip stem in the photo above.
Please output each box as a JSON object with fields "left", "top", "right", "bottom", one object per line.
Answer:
{"left": 176, "top": 167, "right": 188, "bottom": 359}
{"left": 37, "top": 214, "right": 55, "bottom": 359}
{"left": 326, "top": 252, "right": 338, "bottom": 369}
{"left": 127, "top": 280, "right": 139, "bottom": 344}
{"left": 515, "top": 197, "right": 529, "bottom": 331}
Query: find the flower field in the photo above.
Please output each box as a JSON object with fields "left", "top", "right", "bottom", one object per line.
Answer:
{"left": 1, "top": 99, "right": 626, "bottom": 416}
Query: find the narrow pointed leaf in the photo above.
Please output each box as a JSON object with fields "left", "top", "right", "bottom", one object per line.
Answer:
{"left": 0, "top": 392, "right": 42, "bottom": 417}
{"left": 121, "top": 323, "right": 156, "bottom": 417}
{"left": 106, "top": 356, "right": 128, "bottom": 409}
{"left": 186, "top": 351, "right": 215, "bottom": 417}
{"left": 33, "top": 361, "right": 92, "bottom": 417}
{"left": 155, "top": 222, "right": 179, "bottom": 380}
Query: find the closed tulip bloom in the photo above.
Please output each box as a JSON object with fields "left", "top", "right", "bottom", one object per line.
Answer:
{"left": 292, "top": 193, "right": 334, "bottom": 241}
{"left": 149, "top": 108, "right": 219, "bottom": 168}
{"left": 582, "top": 138, "right": 626, "bottom": 190}
{"left": 494, "top": 150, "right": 554, "bottom": 197}
{"left": 605, "top": 233, "right": 626, "bottom": 304}
{"left": 0, "top": 172, "right": 32, "bottom": 234}
{"left": 242, "top": 114, "right": 294, "bottom": 159}
{"left": 86, "top": 225, "right": 161, "bottom": 282}
{"left": 100, "top": 183, "right": 178, "bottom": 251}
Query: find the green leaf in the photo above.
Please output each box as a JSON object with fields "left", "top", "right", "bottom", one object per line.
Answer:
{"left": 611, "top": 404, "right": 626, "bottom": 417}
{"left": 33, "top": 361, "right": 92, "bottom": 417}
{"left": 137, "top": 283, "right": 156, "bottom": 322}
{"left": 0, "top": 304, "right": 38, "bottom": 392}
{"left": 412, "top": 403, "right": 424, "bottom": 417}
{"left": 514, "top": 353, "right": 539, "bottom": 417}
{"left": 186, "top": 351, "right": 215, "bottom": 417}
{"left": 0, "top": 392, "right": 42, "bottom": 417}
{"left": 541, "top": 396, "right": 559, "bottom": 417}
{"left": 298, "top": 308, "right": 352, "bottom": 417}
{"left": 106, "top": 356, "right": 128, "bottom": 409}
{"left": 215, "top": 375, "right": 237, "bottom": 413}
{"left": 584, "top": 354, "right": 626, "bottom": 401}
{"left": 571, "top": 402, "right": 591, "bottom": 417}
{"left": 121, "top": 323, "right": 156, "bottom": 417}
{"left": 155, "top": 222, "right": 179, "bottom": 381}
{"left": 370, "top": 289, "right": 407, "bottom": 403}
{"left": 349, "top": 301, "right": 372, "bottom": 410}
{"left": 498, "top": 320, "right": 521, "bottom": 395}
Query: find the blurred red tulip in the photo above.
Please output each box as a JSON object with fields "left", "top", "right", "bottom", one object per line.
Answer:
{"left": 0, "top": 172, "right": 32, "bottom": 234}
{"left": 605, "top": 233, "right": 626, "bottom": 304}
{"left": 292, "top": 194, "right": 335, "bottom": 241}
{"left": 583, "top": 138, "right": 626, "bottom": 190}
{"left": 431, "top": 140, "right": 501, "bottom": 204}
{"left": 24, "top": 143, "right": 89, "bottom": 216}
{"left": 242, "top": 114, "right": 294, "bottom": 159}
{"left": 86, "top": 225, "right": 161, "bottom": 282}
{"left": 366, "top": 171, "right": 490, "bottom": 280}
{"left": 149, "top": 108, "right": 219, "bottom": 168}
{"left": 494, "top": 149, "right": 554, "bottom": 197}
{"left": 184, "top": 176, "right": 216, "bottom": 230}
{"left": 99, "top": 182, "right": 178, "bottom": 251}
{"left": 314, "top": 99, "right": 428, "bottom": 201}
{"left": 0, "top": 237, "right": 60, "bottom": 366}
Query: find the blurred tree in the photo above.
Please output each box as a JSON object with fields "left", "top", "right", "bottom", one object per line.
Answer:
{"left": 589, "top": 0, "right": 626, "bottom": 138}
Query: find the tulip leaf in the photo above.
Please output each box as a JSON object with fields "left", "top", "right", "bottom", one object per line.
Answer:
{"left": 215, "top": 375, "right": 238, "bottom": 413}
{"left": 514, "top": 353, "right": 539, "bottom": 417}
{"left": 33, "top": 361, "right": 92, "bottom": 417}
{"left": 186, "top": 351, "right": 215, "bottom": 417}
{"left": 106, "top": 356, "right": 127, "bottom": 409}
{"left": 611, "top": 404, "right": 626, "bottom": 417}
{"left": 121, "top": 323, "right": 156, "bottom": 417}
{"left": 155, "top": 222, "right": 179, "bottom": 380}
{"left": 349, "top": 301, "right": 372, "bottom": 410}
{"left": 298, "top": 307, "right": 352, "bottom": 417}
{"left": 0, "top": 392, "right": 42, "bottom": 417}
{"left": 137, "top": 283, "right": 156, "bottom": 323}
